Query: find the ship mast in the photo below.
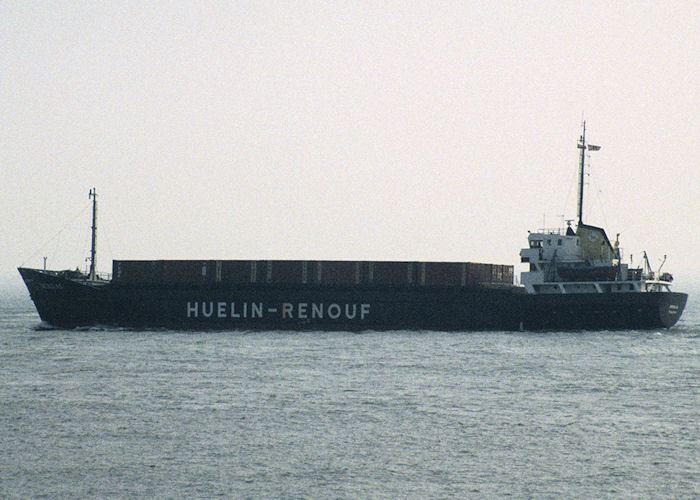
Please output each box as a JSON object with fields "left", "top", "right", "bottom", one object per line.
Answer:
{"left": 88, "top": 188, "right": 97, "bottom": 281}
{"left": 576, "top": 121, "right": 600, "bottom": 225}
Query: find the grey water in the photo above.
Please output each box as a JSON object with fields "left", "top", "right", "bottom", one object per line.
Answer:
{"left": 1, "top": 285, "right": 698, "bottom": 499}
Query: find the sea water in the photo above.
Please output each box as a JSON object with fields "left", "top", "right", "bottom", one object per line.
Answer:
{"left": 1, "top": 284, "right": 698, "bottom": 498}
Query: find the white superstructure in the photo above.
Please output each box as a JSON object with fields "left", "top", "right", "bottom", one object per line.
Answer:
{"left": 519, "top": 123, "right": 675, "bottom": 295}
{"left": 520, "top": 225, "right": 673, "bottom": 294}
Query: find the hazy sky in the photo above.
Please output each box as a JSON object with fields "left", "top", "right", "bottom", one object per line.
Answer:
{"left": 2, "top": 2, "right": 699, "bottom": 287}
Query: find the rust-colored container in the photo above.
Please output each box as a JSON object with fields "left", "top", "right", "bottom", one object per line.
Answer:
{"left": 268, "top": 260, "right": 307, "bottom": 284}
{"left": 220, "top": 260, "right": 252, "bottom": 284}
{"left": 160, "top": 260, "right": 216, "bottom": 284}
{"left": 465, "top": 262, "right": 488, "bottom": 285}
{"left": 316, "top": 261, "right": 359, "bottom": 285}
{"left": 464, "top": 263, "right": 514, "bottom": 285}
{"left": 113, "top": 260, "right": 163, "bottom": 284}
{"left": 370, "top": 262, "right": 413, "bottom": 286}
{"left": 421, "top": 262, "right": 464, "bottom": 287}
{"left": 490, "top": 264, "right": 514, "bottom": 284}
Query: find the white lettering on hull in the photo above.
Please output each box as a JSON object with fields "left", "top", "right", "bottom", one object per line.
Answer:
{"left": 328, "top": 304, "right": 341, "bottom": 319}
{"left": 185, "top": 301, "right": 371, "bottom": 321}
{"left": 187, "top": 302, "right": 198, "bottom": 317}
{"left": 202, "top": 302, "right": 213, "bottom": 318}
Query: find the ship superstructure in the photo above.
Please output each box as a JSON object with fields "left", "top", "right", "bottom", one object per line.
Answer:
{"left": 520, "top": 122, "right": 677, "bottom": 295}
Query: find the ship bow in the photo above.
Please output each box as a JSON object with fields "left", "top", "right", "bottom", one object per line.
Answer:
{"left": 18, "top": 267, "right": 104, "bottom": 327}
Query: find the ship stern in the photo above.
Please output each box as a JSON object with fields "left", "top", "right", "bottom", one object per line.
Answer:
{"left": 657, "top": 291, "right": 688, "bottom": 328}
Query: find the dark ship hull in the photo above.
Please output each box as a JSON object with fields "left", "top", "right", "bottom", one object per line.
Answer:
{"left": 520, "top": 291, "right": 687, "bottom": 331}
{"left": 18, "top": 265, "right": 687, "bottom": 331}
{"left": 20, "top": 126, "right": 688, "bottom": 333}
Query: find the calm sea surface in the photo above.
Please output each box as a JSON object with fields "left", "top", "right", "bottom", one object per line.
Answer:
{"left": 1, "top": 285, "right": 698, "bottom": 498}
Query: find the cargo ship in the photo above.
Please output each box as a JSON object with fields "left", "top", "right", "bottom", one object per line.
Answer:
{"left": 18, "top": 125, "right": 687, "bottom": 331}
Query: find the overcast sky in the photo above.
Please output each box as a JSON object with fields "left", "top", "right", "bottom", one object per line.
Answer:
{"left": 2, "top": 1, "right": 699, "bottom": 288}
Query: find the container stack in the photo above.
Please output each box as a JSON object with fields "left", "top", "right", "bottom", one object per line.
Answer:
{"left": 113, "top": 260, "right": 514, "bottom": 287}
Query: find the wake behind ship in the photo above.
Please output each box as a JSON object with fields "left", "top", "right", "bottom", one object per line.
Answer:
{"left": 18, "top": 125, "right": 687, "bottom": 331}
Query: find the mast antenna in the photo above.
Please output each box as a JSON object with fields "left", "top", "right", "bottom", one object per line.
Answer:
{"left": 576, "top": 121, "right": 600, "bottom": 225}
{"left": 88, "top": 188, "right": 97, "bottom": 281}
